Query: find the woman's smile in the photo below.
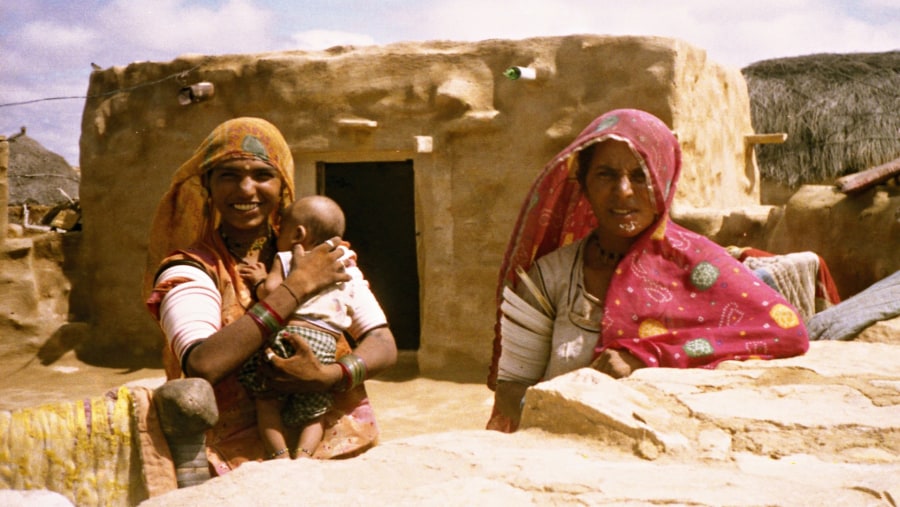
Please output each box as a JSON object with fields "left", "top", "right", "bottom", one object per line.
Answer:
{"left": 231, "top": 202, "right": 262, "bottom": 212}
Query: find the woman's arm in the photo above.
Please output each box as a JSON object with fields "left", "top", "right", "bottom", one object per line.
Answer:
{"left": 264, "top": 325, "right": 398, "bottom": 393}
{"left": 490, "top": 267, "right": 554, "bottom": 429}
{"left": 184, "top": 238, "right": 350, "bottom": 384}
{"left": 493, "top": 380, "right": 530, "bottom": 428}
{"left": 350, "top": 326, "right": 398, "bottom": 379}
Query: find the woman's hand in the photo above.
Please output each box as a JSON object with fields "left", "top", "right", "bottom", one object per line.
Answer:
{"left": 260, "top": 332, "right": 342, "bottom": 394}
{"left": 284, "top": 236, "right": 352, "bottom": 298}
{"left": 591, "top": 348, "right": 645, "bottom": 379}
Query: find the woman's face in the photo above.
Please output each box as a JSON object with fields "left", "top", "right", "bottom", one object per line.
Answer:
{"left": 207, "top": 159, "right": 283, "bottom": 232}
{"left": 581, "top": 140, "right": 656, "bottom": 240}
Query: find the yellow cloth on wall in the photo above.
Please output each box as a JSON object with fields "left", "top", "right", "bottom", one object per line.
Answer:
{"left": 0, "top": 386, "right": 142, "bottom": 507}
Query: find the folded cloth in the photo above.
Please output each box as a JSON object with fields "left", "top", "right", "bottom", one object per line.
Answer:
{"left": 741, "top": 251, "right": 821, "bottom": 321}
{"left": 806, "top": 270, "right": 900, "bottom": 341}
{"left": 729, "top": 247, "right": 841, "bottom": 313}
{"left": 0, "top": 386, "right": 172, "bottom": 505}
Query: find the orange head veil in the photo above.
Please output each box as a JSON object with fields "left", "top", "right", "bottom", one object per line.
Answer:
{"left": 144, "top": 117, "right": 295, "bottom": 296}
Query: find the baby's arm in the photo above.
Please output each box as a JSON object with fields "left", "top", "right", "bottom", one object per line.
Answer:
{"left": 257, "top": 255, "right": 286, "bottom": 300}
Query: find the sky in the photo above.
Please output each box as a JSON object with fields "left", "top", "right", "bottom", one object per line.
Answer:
{"left": 2, "top": 0, "right": 899, "bottom": 166}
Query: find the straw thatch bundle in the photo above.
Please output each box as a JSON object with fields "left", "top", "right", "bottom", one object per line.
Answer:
{"left": 743, "top": 51, "right": 900, "bottom": 188}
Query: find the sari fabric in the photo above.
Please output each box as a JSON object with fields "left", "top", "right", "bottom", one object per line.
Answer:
{"left": 488, "top": 109, "right": 809, "bottom": 389}
{"left": 145, "top": 118, "right": 378, "bottom": 473}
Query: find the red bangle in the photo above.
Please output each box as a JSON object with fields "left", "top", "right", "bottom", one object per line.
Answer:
{"left": 258, "top": 300, "right": 286, "bottom": 327}
{"left": 247, "top": 309, "right": 271, "bottom": 337}
{"left": 247, "top": 302, "right": 283, "bottom": 339}
{"left": 334, "top": 359, "right": 352, "bottom": 392}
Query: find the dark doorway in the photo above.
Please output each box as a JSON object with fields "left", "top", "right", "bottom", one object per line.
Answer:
{"left": 318, "top": 161, "right": 420, "bottom": 350}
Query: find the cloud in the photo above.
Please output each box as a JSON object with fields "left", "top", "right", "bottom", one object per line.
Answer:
{"left": 405, "top": 0, "right": 900, "bottom": 67}
{"left": 405, "top": 0, "right": 592, "bottom": 41}
{"left": 95, "top": 0, "right": 278, "bottom": 60}
{"left": 21, "top": 21, "right": 98, "bottom": 51}
{"left": 1, "top": 0, "right": 285, "bottom": 164}
{"left": 3, "top": 20, "right": 99, "bottom": 83}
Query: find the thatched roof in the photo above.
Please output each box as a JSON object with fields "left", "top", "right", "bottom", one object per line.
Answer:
{"left": 6, "top": 132, "right": 80, "bottom": 206}
{"left": 743, "top": 51, "right": 900, "bottom": 188}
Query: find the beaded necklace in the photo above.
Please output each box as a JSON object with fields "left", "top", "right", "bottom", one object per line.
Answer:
{"left": 589, "top": 234, "right": 625, "bottom": 265}
{"left": 220, "top": 228, "right": 272, "bottom": 264}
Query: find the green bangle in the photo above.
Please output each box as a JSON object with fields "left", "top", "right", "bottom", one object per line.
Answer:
{"left": 335, "top": 354, "right": 367, "bottom": 392}
{"left": 248, "top": 302, "right": 282, "bottom": 336}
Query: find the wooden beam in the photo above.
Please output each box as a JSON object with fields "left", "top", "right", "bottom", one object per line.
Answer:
{"left": 836, "top": 156, "right": 900, "bottom": 194}
{"left": 745, "top": 133, "right": 788, "bottom": 145}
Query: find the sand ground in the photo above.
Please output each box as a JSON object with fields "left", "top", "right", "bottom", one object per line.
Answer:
{"left": 0, "top": 350, "right": 495, "bottom": 442}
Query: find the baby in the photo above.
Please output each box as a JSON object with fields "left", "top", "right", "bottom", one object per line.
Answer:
{"left": 238, "top": 195, "right": 359, "bottom": 459}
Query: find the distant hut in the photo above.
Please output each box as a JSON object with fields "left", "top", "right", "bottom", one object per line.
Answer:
{"left": 7, "top": 129, "right": 80, "bottom": 206}
{"left": 743, "top": 51, "right": 900, "bottom": 200}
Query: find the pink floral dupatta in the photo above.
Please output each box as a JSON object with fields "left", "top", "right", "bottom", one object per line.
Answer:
{"left": 488, "top": 109, "right": 808, "bottom": 390}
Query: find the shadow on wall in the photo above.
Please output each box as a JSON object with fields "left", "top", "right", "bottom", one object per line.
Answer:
{"left": 0, "top": 228, "right": 162, "bottom": 369}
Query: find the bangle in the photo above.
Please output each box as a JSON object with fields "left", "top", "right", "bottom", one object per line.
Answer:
{"left": 279, "top": 282, "right": 302, "bottom": 306}
{"left": 334, "top": 353, "right": 367, "bottom": 392}
{"left": 335, "top": 359, "right": 351, "bottom": 392}
{"left": 252, "top": 279, "right": 265, "bottom": 299}
{"left": 247, "top": 302, "right": 284, "bottom": 337}
{"left": 258, "top": 300, "right": 286, "bottom": 326}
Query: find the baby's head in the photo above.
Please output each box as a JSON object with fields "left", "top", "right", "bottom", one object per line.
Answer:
{"left": 277, "top": 195, "right": 346, "bottom": 252}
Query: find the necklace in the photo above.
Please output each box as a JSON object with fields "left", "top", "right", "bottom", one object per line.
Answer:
{"left": 220, "top": 228, "right": 271, "bottom": 263}
{"left": 589, "top": 234, "right": 625, "bottom": 265}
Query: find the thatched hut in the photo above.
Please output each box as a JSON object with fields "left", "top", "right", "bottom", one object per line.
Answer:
{"left": 7, "top": 131, "right": 80, "bottom": 206}
{"left": 743, "top": 51, "right": 900, "bottom": 201}
{"left": 5, "top": 130, "right": 81, "bottom": 229}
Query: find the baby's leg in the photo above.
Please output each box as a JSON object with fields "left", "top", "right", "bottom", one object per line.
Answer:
{"left": 295, "top": 416, "right": 325, "bottom": 459}
{"left": 256, "top": 397, "right": 290, "bottom": 460}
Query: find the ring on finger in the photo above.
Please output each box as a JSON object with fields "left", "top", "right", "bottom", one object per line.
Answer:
{"left": 325, "top": 239, "right": 336, "bottom": 250}
{"left": 265, "top": 350, "right": 276, "bottom": 362}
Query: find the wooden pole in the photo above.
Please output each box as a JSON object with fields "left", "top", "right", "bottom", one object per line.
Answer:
{"left": 835, "top": 156, "right": 900, "bottom": 194}
{"left": 744, "top": 133, "right": 788, "bottom": 145}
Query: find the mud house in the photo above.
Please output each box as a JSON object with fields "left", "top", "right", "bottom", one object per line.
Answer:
{"left": 79, "top": 34, "right": 763, "bottom": 374}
